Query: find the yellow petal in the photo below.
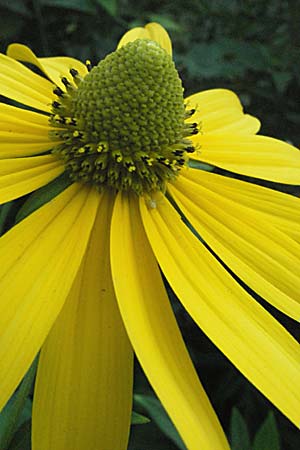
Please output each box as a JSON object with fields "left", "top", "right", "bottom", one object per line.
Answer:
{"left": 0, "top": 184, "right": 100, "bottom": 411}
{"left": 117, "top": 22, "right": 172, "bottom": 56}
{"left": 0, "top": 122, "right": 55, "bottom": 159}
{"left": 111, "top": 192, "right": 229, "bottom": 450}
{"left": 184, "top": 169, "right": 300, "bottom": 242}
{"left": 0, "top": 131, "right": 53, "bottom": 143}
{"left": 0, "top": 142, "right": 54, "bottom": 159}
{"left": 140, "top": 193, "right": 300, "bottom": 428}
{"left": 169, "top": 171, "right": 300, "bottom": 320}
{"left": 191, "top": 134, "right": 300, "bottom": 184}
{"left": 33, "top": 191, "right": 133, "bottom": 450}
{"left": 0, "top": 53, "right": 54, "bottom": 112}
{"left": 145, "top": 23, "right": 172, "bottom": 55}
{"left": 7, "top": 44, "right": 88, "bottom": 88}
{"left": 186, "top": 89, "right": 260, "bottom": 135}
{"left": 0, "top": 103, "right": 55, "bottom": 159}
{"left": 0, "top": 155, "right": 64, "bottom": 204}
{"left": 0, "top": 103, "right": 51, "bottom": 132}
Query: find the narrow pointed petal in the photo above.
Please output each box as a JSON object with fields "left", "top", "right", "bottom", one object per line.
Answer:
{"left": 0, "top": 142, "right": 54, "bottom": 159}
{"left": 33, "top": 192, "right": 133, "bottom": 450}
{"left": 0, "top": 131, "right": 52, "bottom": 144}
{"left": 184, "top": 169, "right": 300, "bottom": 242}
{"left": 0, "top": 155, "right": 64, "bottom": 203}
{"left": 140, "top": 194, "right": 300, "bottom": 428}
{"left": 190, "top": 134, "right": 300, "bottom": 184}
{"left": 0, "top": 103, "right": 51, "bottom": 132}
{"left": 0, "top": 184, "right": 100, "bottom": 411}
{"left": 0, "top": 104, "right": 56, "bottom": 159}
{"left": 111, "top": 192, "right": 229, "bottom": 450}
{"left": 7, "top": 44, "right": 87, "bottom": 88}
{"left": 186, "top": 89, "right": 260, "bottom": 135}
{"left": 0, "top": 53, "right": 54, "bottom": 111}
{"left": 169, "top": 171, "right": 300, "bottom": 320}
{"left": 117, "top": 22, "right": 172, "bottom": 56}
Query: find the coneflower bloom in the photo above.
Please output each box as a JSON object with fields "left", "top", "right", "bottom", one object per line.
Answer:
{"left": 0, "top": 22, "right": 300, "bottom": 450}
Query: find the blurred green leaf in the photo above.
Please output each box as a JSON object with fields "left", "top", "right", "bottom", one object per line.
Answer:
{"left": 41, "top": 0, "right": 96, "bottom": 13}
{"left": 0, "top": 11, "right": 24, "bottom": 40}
{"left": 0, "top": 0, "right": 31, "bottom": 16}
{"left": 15, "top": 173, "right": 72, "bottom": 224}
{"left": 148, "top": 14, "right": 182, "bottom": 32}
{"left": 95, "top": 0, "right": 117, "bottom": 16}
{"left": 0, "top": 360, "right": 37, "bottom": 450}
{"left": 131, "top": 411, "right": 150, "bottom": 425}
{"left": 17, "top": 399, "right": 32, "bottom": 429}
{"left": 230, "top": 407, "right": 251, "bottom": 450}
{"left": 188, "top": 160, "right": 214, "bottom": 171}
{"left": 0, "top": 202, "right": 13, "bottom": 236}
{"left": 271, "top": 72, "right": 292, "bottom": 93}
{"left": 287, "top": 112, "right": 300, "bottom": 124}
{"left": 252, "top": 412, "right": 280, "bottom": 450}
{"left": 134, "top": 394, "right": 186, "bottom": 450}
{"left": 8, "top": 420, "right": 31, "bottom": 450}
{"left": 185, "top": 39, "right": 268, "bottom": 79}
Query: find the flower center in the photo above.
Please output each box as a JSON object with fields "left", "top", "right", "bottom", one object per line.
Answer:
{"left": 49, "top": 39, "right": 198, "bottom": 194}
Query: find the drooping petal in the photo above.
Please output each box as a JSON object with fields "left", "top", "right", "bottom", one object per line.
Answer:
{"left": 0, "top": 142, "right": 54, "bottom": 159}
{"left": 0, "top": 184, "right": 99, "bottom": 412}
{"left": 169, "top": 171, "right": 300, "bottom": 320}
{"left": 183, "top": 169, "right": 300, "bottom": 242}
{"left": 117, "top": 22, "right": 172, "bottom": 56}
{"left": 0, "top": 131, "right": 52, "bottom": 144}
{"left": 0, "top": 155, "right": 64, "bottom": 203}
{"left": 111, "top": 192, "right": 229, "bottom": 450}
{"left": 140, "top": 193, "right": 300, "bottom": 428}
{"left": 0, "top": 53, "right": 54, "bottom": 112}
{"left": 0, "top": 103, "right": 51, "bottom": 132}
{"left": 190, "top": 134, "right": 300, "bottom": 184}
{"left": 186, "top": 89, "right": 260, "bottom": 135}
{"left": 32, "top": 191, "right": 133, "bottom": 450}
{"left": 7, "top": 44, "right": 88, "bottom": 88}
{"left": 0, "top": 103, "right": 58, "bottom": 159}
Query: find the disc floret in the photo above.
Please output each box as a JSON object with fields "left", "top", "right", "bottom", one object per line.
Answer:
{"left": 50, "top": 39, "right": 198, "bottom": 194}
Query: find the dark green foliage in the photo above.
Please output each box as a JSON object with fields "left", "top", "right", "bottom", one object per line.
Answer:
{"left": 14, "top": 173, "right": 73, "bottom": 224}
{"left": 134, "top": 394, "right": 185, "bottom": 449}
{"left": 252, "top": 412, "right": 281, "bottom": 450}
{"left": 0, "top": 360, "right": 37, "bottom": 450}
{"left": 230, "top": 408, "right": 252, "bottom": 450}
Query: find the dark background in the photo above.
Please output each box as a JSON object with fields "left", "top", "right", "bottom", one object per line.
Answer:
{"left": 0, "top": 1, "right": 299, "bottom": 449}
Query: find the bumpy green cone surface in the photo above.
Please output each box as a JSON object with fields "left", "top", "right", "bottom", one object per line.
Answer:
{"left": 50, "top": 39, "right": 196, "bottom": 194}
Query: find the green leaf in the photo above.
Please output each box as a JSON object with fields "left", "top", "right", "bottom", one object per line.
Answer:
{"left": 95, "top": 0, "right": 117, "bottom": 16}
{"left": 186, "top": 39, "right": 268, "bottom": 79}
{"left": 8, "top": 420, "right": 31, "bottom": 450}
{"left": 252, "top": 412, "right": 280, "bottom": 450}
{"left": 0, "top": 360, "right": 37, "bottom": 450}
{"left": 0, "top": 202, "right": 14, "bottom": 236}
{"left": 272, "top": 72, "right": 292, "bottom": 93}
{"left": 230, "top": 407, "right": 251, "bottom": 450}
{"left": 134, "top": 394, "right": 186, "bottom": 450}
{"left": 15, "top": 173, "right": 72, "bottom": 224}
{"left": 40, "top": 0, "right": 96, "bottom": 14}
{"left": 188, "top": 160, "right": 215, "bottom": 171}
{"left": 131, "top": 411, "right": 150, "bottom": 425}
{"left": 0, "top": 0, "right": 31, "bottom": 16}
{"left": 0, "top": 11, "right": 24, "bottom": 39}
{"left": 148, "top": 15, "right": 182, "bottom": 32}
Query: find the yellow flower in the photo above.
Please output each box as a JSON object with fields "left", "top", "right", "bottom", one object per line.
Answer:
{"left": 0, "top": 22, "right": 300, "bottom": 450}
